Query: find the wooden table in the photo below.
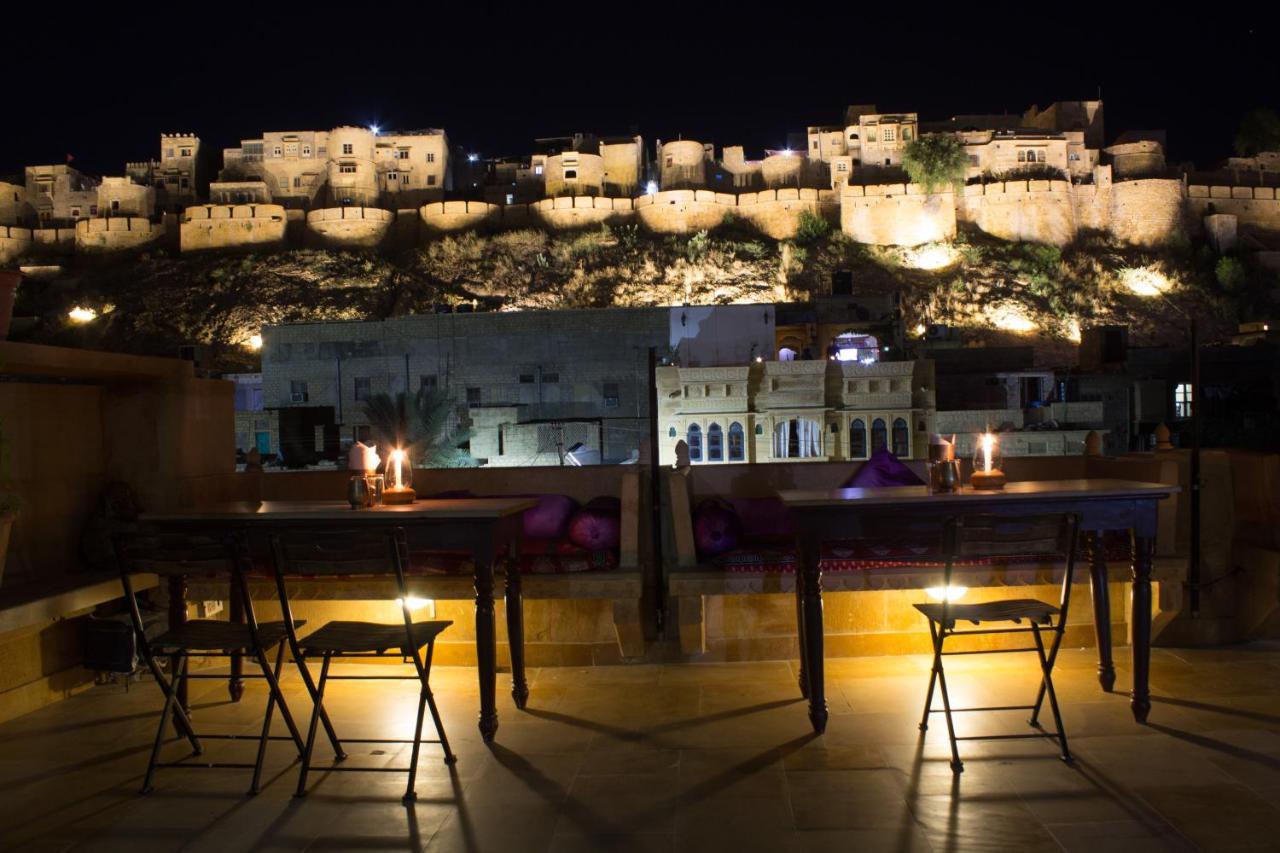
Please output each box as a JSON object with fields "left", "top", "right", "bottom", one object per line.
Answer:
{"left": 777, "top": 479, "right": 1179, "bottom": 734}
{"left": 140, "top": 498, "right": 535, "bottom": 743}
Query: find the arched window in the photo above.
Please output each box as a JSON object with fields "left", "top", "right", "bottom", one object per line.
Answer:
{"left": 849, "top": 418, "right": 867, "bottom": 459}
{"left": 707, "top": 423, "right": 724, "bottom": 462}
{"left": 892, "top": 418, "right": 910, "bottom": 458}
{"left": 871, "top": 418, "right": 888, "bottom": 453}
{"left": 774, "top": 418, "right": 822, "bottom": 458}
{"left": 1017, "top": 150, "right": 1027, "bottom": 163}
{"left": 687, "top": 424, "right": 702, "bottom": 462}
{"left": 728, "top": 422, "right": 745, "bottom": 462}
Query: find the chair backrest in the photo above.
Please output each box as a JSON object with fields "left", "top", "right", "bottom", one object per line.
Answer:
{"left": 942, "top": 512, "right": 1081, "bottom": 624}
{"left": 113, "top": 529, "right": 236, "bottom": 578}
{"left": 269, "top": 528, "right": 410, "bottom": 580}
{"left": 111, "top": 526, "right": 265, "bottom": 650}
{"left": 269, "top": 527, "right": 419, "bottom": 651}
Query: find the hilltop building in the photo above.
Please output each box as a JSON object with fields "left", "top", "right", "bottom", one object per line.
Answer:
{"left": 218, "top": 126, "right": 450, "bottom": 209}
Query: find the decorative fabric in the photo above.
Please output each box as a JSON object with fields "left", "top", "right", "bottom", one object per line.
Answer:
{"left": 845, "top": 448, "right": 926, "bottom": 488}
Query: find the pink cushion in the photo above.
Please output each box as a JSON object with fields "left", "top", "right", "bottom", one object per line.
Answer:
{"left": 693, "top": 500, "right": 741, "bottom": 558}
{"left": 566, "top": 496, "right": 621, "bottom": 552}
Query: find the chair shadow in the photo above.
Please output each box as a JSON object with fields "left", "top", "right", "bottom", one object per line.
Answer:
{"left": 520, "top": 697, "right": 802, "bottom": 746}
{"left": 1151, "top": 694, "right": 1280, "bottom": 726}
{"left": 1147, "top": 723, "right": 1280, "bottom": 771}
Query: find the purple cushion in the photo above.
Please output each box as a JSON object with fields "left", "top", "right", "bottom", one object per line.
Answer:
{"left": 846, "top": 449, "right": 925, "bottom": 488}
{"left": 693, "top": 499, "right": 741, "bottom": 558}
{"left": 518, "top": 494, "right": 580, "bottom": 540}
{"left": 727, "top": 497, "right": 795, "bottom": 542}
{"left": 566, "top": 496, "right": 621, "bottom": 552}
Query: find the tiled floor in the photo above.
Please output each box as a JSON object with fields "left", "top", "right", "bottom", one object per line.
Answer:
{"left": 3, "top": 644, "right": 1280, "bottom": 852}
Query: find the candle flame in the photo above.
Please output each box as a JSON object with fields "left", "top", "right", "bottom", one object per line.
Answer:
{"left": 980, "top": 433, "right": 996, "bottom": 474}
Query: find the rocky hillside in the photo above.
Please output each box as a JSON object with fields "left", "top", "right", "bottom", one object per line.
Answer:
{"left": 11, "top": 218, "right": 1272, "bottom": 372}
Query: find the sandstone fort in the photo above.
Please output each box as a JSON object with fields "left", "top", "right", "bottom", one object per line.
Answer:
{"left": 2, "top": 99, "right": 1275, "bottom": 264}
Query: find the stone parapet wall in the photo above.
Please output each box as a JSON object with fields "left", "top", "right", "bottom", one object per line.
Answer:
{"left": 529, "top": 196, "right": 634, "bottom": 230}
{"left": 0, "top": 225, "right": 33, "bottom": 264}
{"left": 74, "top": 217, "right": 163, "bottom": 252}
{"left": 956, "top": 179, "right": 1076, "bottom": 245}
{"left": 305, "top": 206, "right": 393, "bottom": 247}
{"left": 1106, "top": 178, "right": 1186, "bottom": 246}
{"left": 179, "top": 204, "right": 287, "bottom": 252}
{"left": 1187, "top": 184, "right": 1280, "bottom": 232}
{"left": 841, "top": 183, "right": 956, "bottom": 246}
{"left": 419, "top": 200, "right": 503, "bottom": 233}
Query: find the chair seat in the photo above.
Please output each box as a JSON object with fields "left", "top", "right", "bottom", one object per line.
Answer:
{"left": 914, "top": 599, "right": 1058, "bottom": 626}
{"left": 150, "top": 619, "right": 303, "bottom": 653}
{"left": 299, "top": 620, "right": 453, "bottom": 655}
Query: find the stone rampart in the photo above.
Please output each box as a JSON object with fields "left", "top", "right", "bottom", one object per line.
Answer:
{"left": 1187, "top": 184, "right": 1280, "bottom": 233}
{"left": 956, "top": 180, "right": 1076, "bottom": 245}
{"left": 74, "top": 217, "right": 164, "bottom": 252}
{"left": 0, "top": 226, "right": 33, "bottom": 264}
{"left": 635, "top": 190, "right": 736, "bottom": 233}
{"left": 529, "top": 196, "right": 635, "bottom": 230}
{"left": 306, "top": 206, "right": 393, "bottom": 247}
{"left": 420, "top": 200, "right": 503, "bottom": 233}
{"left": 1106, "top": 178, "right": 1185, "bottom": 246}
{"left": 179, "top": 204, "right": 287, "bottom": 252}
{"left": 840, "top": 183, "right": 956, "bottom": 245}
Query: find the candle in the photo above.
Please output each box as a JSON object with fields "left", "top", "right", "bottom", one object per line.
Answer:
{"left": 970, "top": 432, "right": 1005, "bottom": 490}
{"left": 391, "top": 448, "right": 404, "bottom": 490}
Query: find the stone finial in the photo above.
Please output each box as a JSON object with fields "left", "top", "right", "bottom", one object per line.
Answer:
{"left": 673, "top": 439, "right": 690, "bottom": 469}
{"left": 1084, "top": 430, "right": 1103, "bottom": 456}
{"left": 1154, "top": 423, "right": 1173, "bottom": 451}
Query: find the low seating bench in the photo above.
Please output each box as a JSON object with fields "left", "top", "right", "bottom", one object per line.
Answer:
{"left": 190, "top": 570, "right": 646, "bottom": 659}
{"left": 668, "top": 556, "right": 1187, "bottom": 655}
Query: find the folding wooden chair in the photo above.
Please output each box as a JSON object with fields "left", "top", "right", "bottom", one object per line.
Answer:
{"left": 269, "top": 526, "right": 455, "bottom": 803}
{"left": 915, "top": 512, "right": 1081, "bottom": 773}
{"left": 113, "top": 528, "right": 305, "bottom": 795}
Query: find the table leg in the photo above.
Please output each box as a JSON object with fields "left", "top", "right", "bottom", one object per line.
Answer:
{"left": 794, "top": 567, "right": 809, "bottom": 700}
{"left": 228, "top": 593, "right": 245, "bottom": 702}
{"left": 1085, "top": 530, "right": 1116, "bottom": 693}
{"left": 505, "top": 542, "right": 529, "bottom": 710}
{"left": 475, "top": 554, "right": 499, "bottom": 742}
{"left": 1130, "top": 533, "right": 1155, "bottom": 723}
{"left": 167, "top": 575, "right": 190, "bottom": 731}
{"left": 799, "top": 530, "right": 827, "bottom": 734}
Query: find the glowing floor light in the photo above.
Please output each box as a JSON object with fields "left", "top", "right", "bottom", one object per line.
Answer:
{"left": 396, "top": 597, "right": 435, "bottom": 614}
{"left": 68, "top": 306, "right": 97, "bottom": 323}
{"left": 925, "top": 585, "right": 969, "bottom": 603}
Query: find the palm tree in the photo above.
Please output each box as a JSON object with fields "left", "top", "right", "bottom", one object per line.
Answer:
{"left": 362, "top": 388, "right": 477, "bottom": 469}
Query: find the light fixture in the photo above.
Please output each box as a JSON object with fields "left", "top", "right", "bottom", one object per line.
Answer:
{"left": 905, "top": 244, "right": 958, "bottom": 270}
{"left": 915, "top": 323, "right": 927, "bottom": 337}
{"left": 925, "top": 585, "right": 968, "bottom": 603}
{"left": 645, "top": 180, "right": 658, "bottom": 195}
{"left": 247, "top": 333, "right": 263, "bottom": 350}
{"left": 989, "top": 304, "right": 1037, "bottom": 333}
{"left": 68, "top": 306, "right": 97, "bottom": 323}
{"left": 467, "top": 153, "right": 479, "bottom": 163}
{"left": 396, "top": 597, "right": 435, "bottom": 616}
{"left": 1120, "top": 266, "right": 1171, "bottom": 297}
{"left": 369, "top": 123, "right": 381, "bottom": 135}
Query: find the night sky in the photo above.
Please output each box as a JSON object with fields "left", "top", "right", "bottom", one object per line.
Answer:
{"left": 5, "top": 9, "right": 1276, "bottom": 179}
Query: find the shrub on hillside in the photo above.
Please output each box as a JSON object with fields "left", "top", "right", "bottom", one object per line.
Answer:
{"left": 903, "top": 134, "right": 969, "bottom": 194}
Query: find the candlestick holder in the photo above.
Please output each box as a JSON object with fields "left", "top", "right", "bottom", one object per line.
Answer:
{"left": 383, "top": 449, "right": 417, "bottom": 505}
{"left": 970, "top": 433, "right": 1006, "bottom": 490}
